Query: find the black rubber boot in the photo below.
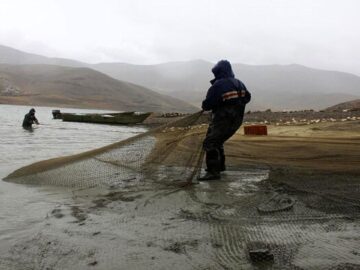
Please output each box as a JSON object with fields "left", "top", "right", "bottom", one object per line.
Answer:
{"left": 201, "top": 149, "right": 221, "bottom": 181}
{"left": 219, "top": 146, "right": 226, "bottom": 172}
{"left": 198, "top": 171, "right": 221, "bottom": 181}
{"left": 206, "top": 166, "right": 226, "bottom": 172}
{"left": 206, "top": 147, "right": 226, "bottom": 172}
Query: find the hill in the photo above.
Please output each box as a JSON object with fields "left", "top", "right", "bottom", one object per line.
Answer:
{"left": 93, "top": 61, "right": 360, "bottom": 110}
{"left": 1, "top": 44, "right": 360, "bottom": 110}
{"left": 0, "top": 45, "right": 84, "bottom": 67}
{"left": 0, "top": 64, "right": 197, "bottom": 113}
{"left": 325, "top": 99, "right": 360, "bottom": 112}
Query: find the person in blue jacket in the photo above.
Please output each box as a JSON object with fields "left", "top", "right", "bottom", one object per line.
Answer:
{"left": 199, "top": 60, "right": 251, "bottom": 181}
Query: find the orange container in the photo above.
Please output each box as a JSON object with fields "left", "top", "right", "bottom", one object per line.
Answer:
{"left": 244, "top": 125, "right": 268, "bottom": 135}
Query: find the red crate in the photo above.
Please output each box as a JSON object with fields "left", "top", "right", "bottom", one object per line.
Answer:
{"left": 244, "top": 125, "right": 268, "bottom": 135}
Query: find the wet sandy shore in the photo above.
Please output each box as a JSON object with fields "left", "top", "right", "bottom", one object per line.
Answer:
{"left": 1, "top": 121, "right": 359, "bottom": 269}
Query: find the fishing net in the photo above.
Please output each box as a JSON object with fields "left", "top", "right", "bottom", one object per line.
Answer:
{"left": 3, "top": 111, "right": 360, "bottom": 269}
{"left": 4, "top": 111, "right": 208, "bottom": 188}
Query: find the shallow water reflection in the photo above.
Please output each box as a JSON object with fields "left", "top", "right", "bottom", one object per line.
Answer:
{"left": 0, "top": 104, "right": 147, "bottom": 251}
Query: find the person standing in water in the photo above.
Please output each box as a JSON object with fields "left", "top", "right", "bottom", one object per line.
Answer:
{"left": 199, "top": 60, "right": 251, "bottom": 181}
{"left": 22, "top": 108, "right": 39, "bottom": 129}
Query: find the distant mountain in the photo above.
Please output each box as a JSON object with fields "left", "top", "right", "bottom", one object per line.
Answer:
{"left": 325, "top": 99, "right": 360, "bottom": 112}
{"left": 92, "top": 61, "right": 360, "bottom": 110}
{"left": 0, "top": 64, "right": 197, "bottom": 113}
{"left": 0, "top": 45, "right": 84, "bottom": 67}
{"left": 1, "top": 44, "right": 360, "bottom": 110}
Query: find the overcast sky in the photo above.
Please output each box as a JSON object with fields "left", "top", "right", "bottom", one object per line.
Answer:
{"left": 1, "top": 0, "right": 359, "bottom": 74}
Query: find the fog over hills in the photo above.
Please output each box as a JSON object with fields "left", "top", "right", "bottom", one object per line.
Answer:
{"left": 1, "top": 45, "right": 359, "bottom": 110}
{"left": 325, "top": 99, "right": 360, "bottom": 112}
{"left": 0, "top": 64, "right": 197, "bottom": 112}
{"left": 93, "top": 61, "right": 360, "bottom": 110}
{"left": 0, "top": 45, "right": 84, "bottom": 67}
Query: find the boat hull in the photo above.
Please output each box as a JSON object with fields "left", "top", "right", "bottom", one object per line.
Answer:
{"left": 62, "top": 112, "right": 151, "bottom": 125}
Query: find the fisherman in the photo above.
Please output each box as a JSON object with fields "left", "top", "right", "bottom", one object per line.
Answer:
{"left": 22, "top": 108, "right": 39, "bottom": 129}
{"left": 199, "top": 60, "right": 251, "bottom": 181}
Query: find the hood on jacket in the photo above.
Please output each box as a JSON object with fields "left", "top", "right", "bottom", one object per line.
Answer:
{"left": 210, "top": 60, "right": 234, "bottom": 84}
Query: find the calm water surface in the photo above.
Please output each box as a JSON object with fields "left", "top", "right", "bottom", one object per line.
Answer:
{"left": 0, "top": 104, "right": 146, "bottom": 249}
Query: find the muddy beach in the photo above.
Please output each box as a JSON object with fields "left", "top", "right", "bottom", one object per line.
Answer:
{"left": 2, "top": 167, "right": 359, "bottom": 269}
{"left": 1, "top": 106, "right": 360, "bottom": 269}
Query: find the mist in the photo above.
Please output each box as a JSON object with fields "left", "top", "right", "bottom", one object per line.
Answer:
{"left": 0, "top": 0, "right": 359, "bottom": 75}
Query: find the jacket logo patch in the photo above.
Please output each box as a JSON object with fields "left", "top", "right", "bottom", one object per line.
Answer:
{"left": 222, "top": 90, "right": 239, "bottom": 101}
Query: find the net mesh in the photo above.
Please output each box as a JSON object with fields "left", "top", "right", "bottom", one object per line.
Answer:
{"left": 4, "top": 111, "right": 208, "bottom": 188}
{"left": 3, "top": 112, "right": 360, "bottom": 269}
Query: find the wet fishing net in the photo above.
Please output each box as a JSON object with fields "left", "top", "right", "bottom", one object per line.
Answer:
{"left": 3, "top": 111, "right": 360, "bottom": 269}
{"left": 4, "top": 111, "right": 208, "bottom": 188}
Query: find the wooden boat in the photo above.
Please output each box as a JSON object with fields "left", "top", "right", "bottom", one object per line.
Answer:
{"left": 52, "top": 110, "right": 62, "bottom": 119}
{"left": 62, "top": 112, "right": 151, "bottom": 125}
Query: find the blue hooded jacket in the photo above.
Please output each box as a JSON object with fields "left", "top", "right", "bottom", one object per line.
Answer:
{"left": 202, "top": 60, "right": 250, "bottom": 111}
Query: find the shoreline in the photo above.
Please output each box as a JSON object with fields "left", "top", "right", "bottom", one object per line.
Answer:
{"left": 1, "top": 116, "right": 359, "bottom": 269}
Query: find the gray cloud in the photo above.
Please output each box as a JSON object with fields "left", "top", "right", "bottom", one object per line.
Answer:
{"left": 0, "top": 0, "right": 359, "bottom": 74}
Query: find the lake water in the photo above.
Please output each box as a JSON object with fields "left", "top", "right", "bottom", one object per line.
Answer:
{"left": 0, "top": 105, "right": 147, "bottom": 177}
{"left": 0, "top": 105, "right": 279, "bottom": 269}
{"left": 0, "top": 104, "right": 147, "bottom": 256}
